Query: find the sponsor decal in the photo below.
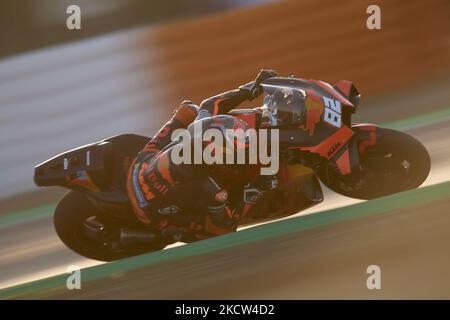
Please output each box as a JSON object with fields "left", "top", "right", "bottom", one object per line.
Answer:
{"left": 132, "top": 164, "right": 148, "bottom": 208}
{"left": 323, "top": 96, "right": 342, "bottom": 128}
{"left": 328, "top": 141, "right": 342, "bottom": 157}
{"left": 215, "top": 190, "right": 228, "bottom": 203}
{"left": 158, "top": 205, "right": 180, "bottom": 215}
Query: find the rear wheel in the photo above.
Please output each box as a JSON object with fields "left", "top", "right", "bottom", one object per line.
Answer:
{"left": 318, "top": 128, "right": 431, "bottom": 200}
{"left": 54, "top": 191, "right": 166, "bottom": 261}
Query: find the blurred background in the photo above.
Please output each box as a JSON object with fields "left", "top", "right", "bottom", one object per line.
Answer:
{"left": 1, "top": 0, "right": 449, "bottom": 208}
{"left": 0, "top": 0, "right": 277, "bottom": 58}
{"left": 0, "top": 0, "right": 450, "bottom": 298}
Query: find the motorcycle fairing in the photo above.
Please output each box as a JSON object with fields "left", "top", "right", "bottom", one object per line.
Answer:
{"left": 66, "top": 170, "right": 101, "bottom": 192}
{"left": 239, "top": 160, "right": 323, "bottom": 225}
{"left": 261, "top": 77, "right": 358, "bottom": 175}
{"left": 327, "top": 123, "right": 381, "bottom": 175}
{"left": 334, "top": 80, "right": 361, "bottom": 109}
{"left": 295, "top": 126, "right": 354, "bottom": 159}
{"left": 351, "top": 123, "right": 381, "bottom": 155}
{"left": 34, "top": 134, "right": 149, "bottom": 197}
{"left": 34, "top": 140, "right": 114, "bottom": 191}
{"left": 309, "top": 79, "right": 355, "bottom": 113}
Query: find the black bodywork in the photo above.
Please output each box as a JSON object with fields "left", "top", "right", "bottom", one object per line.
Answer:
{"left": 34, "top": 134, "right": 149, "bottom": 221}
{"left": 34, "top": 133, "right": 324, "bottom": 226}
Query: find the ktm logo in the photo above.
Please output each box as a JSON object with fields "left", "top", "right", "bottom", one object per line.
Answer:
{"left": 328, "top": 141, "right": 341, "bottom": 157}
{"left": 323, "top": 97, "right": 342, "bottom": 128}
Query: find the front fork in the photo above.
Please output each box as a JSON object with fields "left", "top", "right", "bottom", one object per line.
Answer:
{"left": 329, "top": 123, "right": 381, "bottom": 175}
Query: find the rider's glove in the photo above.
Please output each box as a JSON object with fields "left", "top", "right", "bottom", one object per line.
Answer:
{"left": 239, "top": 69, "right": 279, "bottom": 100}
{"left": 254, "top": 69, "right": 279, "bottom": 87}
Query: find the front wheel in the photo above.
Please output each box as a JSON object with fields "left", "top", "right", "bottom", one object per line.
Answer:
{"left": 54, "top": 191, "right": 166, "bottom": 261}
{"left": 317, "top": 128, "right": 431, "bottom": 200}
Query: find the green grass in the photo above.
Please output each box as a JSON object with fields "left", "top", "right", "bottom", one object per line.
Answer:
{"left": 381, "top": 106, "right": 450, "bottom": 131}
{"left": 0, "top": 203, "right": 55, "bottom": 226}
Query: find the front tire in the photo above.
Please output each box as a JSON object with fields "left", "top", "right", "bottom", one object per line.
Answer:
{"left": 318, "top": 128, "right": 431, "bottom": 200}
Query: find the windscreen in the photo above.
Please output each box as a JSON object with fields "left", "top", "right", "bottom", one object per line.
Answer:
{"left": 261, "top": 85, "right": 307, "bottom": 127}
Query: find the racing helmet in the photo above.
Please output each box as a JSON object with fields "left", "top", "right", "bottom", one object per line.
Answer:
{"left": 187, "top": 115, "right": 250, "bottom": 161}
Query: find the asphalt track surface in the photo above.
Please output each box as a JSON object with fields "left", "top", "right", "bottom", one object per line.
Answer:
{"left": 1, "top": 75, "right": 450, "bottom": 298}
{"left": 6, "top": 181, "right": 450, "bottom": 299}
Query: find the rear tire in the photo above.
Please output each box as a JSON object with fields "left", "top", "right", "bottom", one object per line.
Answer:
{"left": 54, "top": 191, "right": 165, "bottom": 261}
{"left": 318, "top": 128, "right": 431, "bottom": 200}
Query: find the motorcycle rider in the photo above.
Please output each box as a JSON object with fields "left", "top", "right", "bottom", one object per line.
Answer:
{"left": 126, "top": 69, "right": 280, "bottom": 243}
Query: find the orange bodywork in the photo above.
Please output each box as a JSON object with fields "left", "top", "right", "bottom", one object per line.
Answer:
{"left": 294, "top": 126, "right": 354, "bottom": 159}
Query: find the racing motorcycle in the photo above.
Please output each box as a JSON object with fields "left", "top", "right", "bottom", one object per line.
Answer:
{"left": 34, "top": 76, "right": 430, "bottom": 261}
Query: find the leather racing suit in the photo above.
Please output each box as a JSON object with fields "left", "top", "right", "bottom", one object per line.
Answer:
{"left": 126, "top": 70, "right": 278, "bottom": 242}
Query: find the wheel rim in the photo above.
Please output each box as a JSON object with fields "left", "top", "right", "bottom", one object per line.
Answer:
{"left": 361, "top": 148, "right": 415, "bottom": 190}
